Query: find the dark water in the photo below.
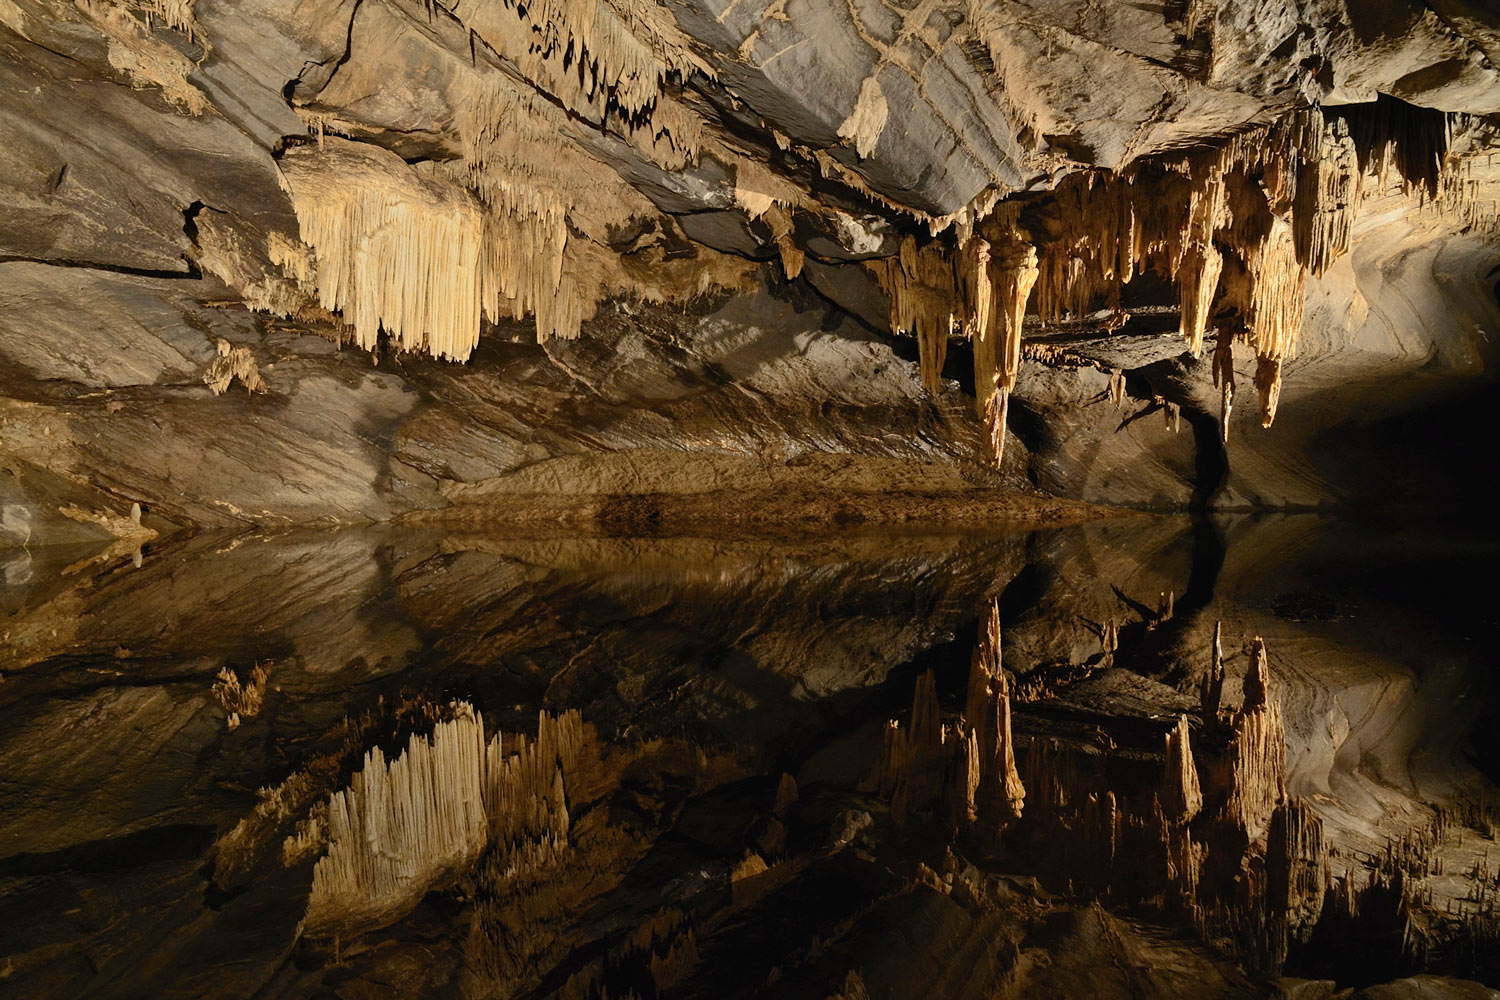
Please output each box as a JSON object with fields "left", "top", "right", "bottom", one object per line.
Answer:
{"left": 1, "top": 515, "right": 1497, "bottom": 998}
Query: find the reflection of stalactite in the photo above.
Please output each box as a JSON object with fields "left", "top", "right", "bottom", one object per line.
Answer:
{"left": 1162, "top": 715, "right": 1202, "bottom": 822}
{"left": 1212, "top": 330, "right": 1236, "bottom": 444}
{"left": 1217, "top": 637, "right": 1286, "bottom": 839}
{"left": 973, "top": 602, "right": 1025, "bottom": 830}
{"left": 1267, "top": 798, "right": 1329, "bottom": 954}
{"left": 304, "top": 703, "right": 587, "bottom": 935}
{"left": 306, "top": 707, "right": 491, "bottom": 933}
{"left": 1201, "top": 619, "right": 1226, "bottom": 724}
{"left": 879, "top": 602, "right": 1023, "bottom": 834}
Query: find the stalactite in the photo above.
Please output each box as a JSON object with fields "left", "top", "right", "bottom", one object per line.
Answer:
{"left": 992, "top": 240, "right": 1038, "bottom": 397}
{"left": 78, "top": 0, "right": 207, "bottom": 113}
{"left": 280, "top": 139, "right": 488, "bottom": 361}
{"left": 1243, "top": 224, "right": 1304, "bottom": 428}
{"left": 202, "top": 339, "right": 266, "bottom": 395}
{"left": 763, "top": 205, "right": 804, "bottom": 280}
{"left": 1178, "top": 244, "right": 1223, "bottom": 357}
{"left": 445, "top": 0, "right": 711, "bottom": 174}
{"left": 1109, "top": 369, "right": 1126, "bottom": 408}
{"left": 961, "top": 236, "right": 996, "bottom": 416}
{"left": 869, "top": 236, "right": 959, "bottom": 395}
{"left": 985, "top": 388, "right": 1008, "bottom": 466}
{"left": 837, "top": 75, "right": 888, "bottom": 159}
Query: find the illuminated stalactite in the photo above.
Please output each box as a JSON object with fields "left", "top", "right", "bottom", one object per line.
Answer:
{"left": 280, "top": 139, "right": 488, "bottom": 361}
{"left": 869, "top": 236, "right": 958, "bottom": 395}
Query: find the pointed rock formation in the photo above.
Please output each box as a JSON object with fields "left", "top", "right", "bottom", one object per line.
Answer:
{"left": 1162, "top": 715, "right": 1203, "bottom": 823}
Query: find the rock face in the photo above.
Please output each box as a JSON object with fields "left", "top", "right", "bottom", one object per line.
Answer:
{"left": 0, "top": 0, "right": 1497, "bottom": 536}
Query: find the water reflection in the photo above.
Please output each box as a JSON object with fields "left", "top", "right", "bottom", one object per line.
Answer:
{"left": 1, "top": 517, "right": 1496, "bottom": 997}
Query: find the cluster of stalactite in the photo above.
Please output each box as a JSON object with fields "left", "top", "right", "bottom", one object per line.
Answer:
{"left": 302, "top": 703, "right": 589, "bottom": 935}
{"left": 871, "top": 97, "right": 1475, "bottom": 445}
{"left": 867, "top": 221, "right": 1038, "bottom": 464}
{"left": 872, "top": 601, "right": 1026, "bottom": 841}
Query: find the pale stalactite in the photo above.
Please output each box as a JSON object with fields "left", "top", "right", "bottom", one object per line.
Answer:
{"left": 444, "top": 0, "right": 711, "bottom": 174}
{"left": 837, "top": 75, "right": 889, "bottom": 160}
{"left": 202, "top": 338, "right": 266, "bottom": 395}
{"left": 1178, "top": 244, "right": 1223, "bottom": 358}
{"left": 869, "top": 235, "right": 959, "bottom": 395}
{"left": 1243, "top": 223, "right": 1305, "bottom": 428}
{"left": 963, "top": 237, "right": 997, "bottom": 418}
{"left": 76, "top": 0, "right": 206, "bottom": 113}
{"left": 993, "top": 239, "right": 1039, "bottom": 396}
{"left": 280, "top": 139, "right": 487, "bottom": 361}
